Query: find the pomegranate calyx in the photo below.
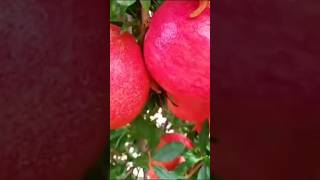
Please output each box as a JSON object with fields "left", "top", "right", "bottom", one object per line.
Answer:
{"left": 190, "top": 0, "right": 210, "bottom": 18}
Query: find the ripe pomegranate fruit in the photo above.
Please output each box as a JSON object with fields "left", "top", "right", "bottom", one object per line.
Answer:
{"left": 110, "top": 24, "right": 150, "bottom": 129}
{"left": 167, "top": 96, "right": 210, "bottom": 132}
{"left": 144, "top": 0, "right": 210, "bottom": 129}
{"left": 147, "top": 168, "right": 158, "bottom": 180}
{"left": 0, "top": 1, "right": 106, "bottom": 179}
{"left": 148, "top": 133, "right": 193, "bottom": 179}
{"left": 157, "top": 133, "right": 193, "bottom": 150}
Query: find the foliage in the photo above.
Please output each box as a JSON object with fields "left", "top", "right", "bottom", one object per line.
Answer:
{"left": 110, "top": 0, "right": 210, "bottom": 179}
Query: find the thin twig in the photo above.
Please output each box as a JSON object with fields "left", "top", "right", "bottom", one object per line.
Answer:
{"left": 147, "top": 150, "right": 152, "bottom": 169}
{"left": 144, "top": 169, "right": 148, "bottom": 180}
{"left": 190, "top": 0, "right": 210, "bottom": 18}
{"left": 185, "top": 161, "right": 203, "bottom": 179}
{"left": 152, "top": 0, "right": 160, "bottom": 6}
{"left": 139, "top": 1, "right": 150, "bottom": 44}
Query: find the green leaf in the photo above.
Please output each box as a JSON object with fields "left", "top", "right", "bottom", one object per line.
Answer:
{"left": 185, "top": 151, "right": 203, "bottom": 164}
{"left": 153, "top": 166, "right": 183, "bottom": 180}
{"left": 153, "top": 142, "right": 185, "bottom": 162}
{"left": 198, "top": 120, "right": 209, "bottom": 152}
{"left": 110, "top": 164, "right": 126, "bottom": 179}
{"left": 150, "top": 0, "right": 164, "bottom": 10}
{"left": 110, "top": 128, "right": 128, "bottom": 141}
{"left": 206, "top": 143, "right": 210, "bottom": 152}
{"left": 130, "top": 116, "right": 162, "bottom": 149}
{"left": 203, "top": 155, "right": 210, "bottom": 167}
{"left": 116, "top": 0, "right": 136, "bottom": 6}
{"left": 140, "top": 0, "right": 151, "bottom": 11}
{"left": 111, "top": 0, "right": 137, "bottom": 23}
{"left": 197, "top": 165, "right": 210, "bottom": 180}
{"left": 135, "top": 155, "right": 148, "bottom": 168}
{"left": 114, "top": 131, "right": 127, "bottom": 149}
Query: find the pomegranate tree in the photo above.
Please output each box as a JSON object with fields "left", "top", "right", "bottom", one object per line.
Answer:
{"left": 144, "top": 0, "right": 210, "bottom": 130}
{"left": 110, "top": 24, "right": 150, "bottom": 129}
{"left": 110, "top": 1, "right": 211, "bottom": 179}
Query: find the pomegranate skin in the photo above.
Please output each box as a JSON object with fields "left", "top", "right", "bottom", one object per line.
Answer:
{"left": 157, "top": 133, "right": 193, "bottom": 150}
{"left": 144, "top": 1, "right": 210, "bottom": 126}
{"left": 110, "top": 24, "right": 150, "bottom": 129}
{"left": 167, "top": 96, "right": 209, "bottom": 132}
{"left": 0, "top": 1, "right": 106, "bottom": 179}
{"left": 167, "top": 95, "right": 209, "bottom": 125}
{"left": 147, "top": 168, "right": 158, "bottom": 180}
{"left": 144, "top": 0, "right": 210, "bottom": 102}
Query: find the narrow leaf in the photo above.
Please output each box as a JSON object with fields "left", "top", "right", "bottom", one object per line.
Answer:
{"left": 153, "top": 142, "right": 185, "bottom": 162}
{"left": 197, "top": 165, "right": 210, "bottom": 180}
{"left": 130, "top": 116, "right": 162, "bottom": 149}
{"left": 198, "top": 120, "right": 209, "bottom": 152}
{"left": 140, "top": 0, "right": 151, "bottom": 11}
{"left": 116, "top": 0, "right": 136, "bottom": 6}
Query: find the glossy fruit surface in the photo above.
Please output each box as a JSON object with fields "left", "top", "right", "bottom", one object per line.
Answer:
{"left": 157, "top": 133, "right": 193, "bottom": 150}
{"left": 0, "top": 1, "right": 106, "bottom": 179}
{"left": 167, "top": 96, "right": 209, "bottom": 131}
{"left": 110, "top": 24, "right": 150, "bottom": 129}
{"left": 144, "top": 0, "right": 210, "bottom": 125}
{"left": 147, "top": 168, "right": 158, "bottom": 180}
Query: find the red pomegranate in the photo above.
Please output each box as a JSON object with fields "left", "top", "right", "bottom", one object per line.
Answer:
{"left": 147, "top": 168, "right": 158, "bottom": 180}
{"left": 148, "top": 133, "right": 193, "bottom": 179}
{"left": 110, "top": 24, "right": 150, "bottom": 129}
{"left": 167, "top": 96, "right": 209, "bottom": 132}
{"left": 144, "top": 0, "right": 210, "bottom": 128}
{"left": 156, "top": 133, "right": 193, "bottom": 150}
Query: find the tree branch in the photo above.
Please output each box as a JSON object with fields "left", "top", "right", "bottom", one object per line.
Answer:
{"left": 185, "top": 161, "right": 203, "bottom": 179}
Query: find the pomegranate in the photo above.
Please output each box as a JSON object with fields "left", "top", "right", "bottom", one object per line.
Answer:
{"left": 156, "top": 133, "right": 193, "bottom": 150}
{"left": 144, "top": 0, "right": 210, "bottom": 128}
{"left": 147, "top": 168, "right": 158, "bottom": 180}
{"left": 148, "top": 133, "right": 193, "bottom": 179}
{"left": 167, "top": 96, "right": 209, "bottom": 132}
{"left": 0, "top": 1, "right": 106, "bottom": 179}
{"left": 110, "top": 24, "right": 150, "bottom": 129}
